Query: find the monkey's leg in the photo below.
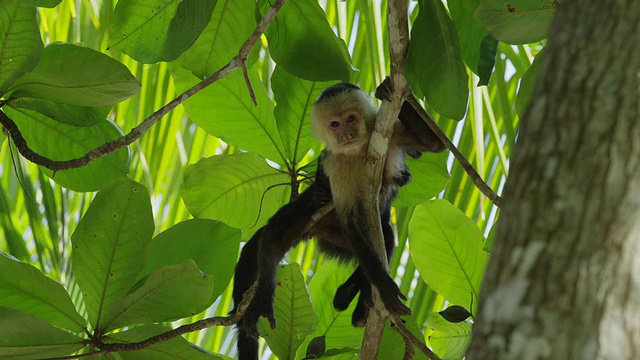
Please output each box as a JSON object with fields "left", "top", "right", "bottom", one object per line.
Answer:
{"left": 245, "top": 187, "right": 318, "bottom": 332}
{"left": 339, "top": 204, "right": 411, "bottom": 317}
{"left": 233, "top": 229, "right": 262, "bottom": 360}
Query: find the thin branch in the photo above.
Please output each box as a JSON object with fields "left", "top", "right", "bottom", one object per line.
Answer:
{"left": 0, "top": 0, "right": 287, "bottom": 172}
{"left": 406, "top": 95, "right": 503, "bottom": 208}
{"left": 390, "top": 315, "right": 442, "bottom": 360}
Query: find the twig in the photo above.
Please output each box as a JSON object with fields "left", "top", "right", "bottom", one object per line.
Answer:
{"left": 390, "top": 315, "right": 442, "bottom": 360}
{"left": 0, "top": 0, "right": 287, "bottom": 172}
{"left": 406, "top": 95, "right": 503, "bottom": 208}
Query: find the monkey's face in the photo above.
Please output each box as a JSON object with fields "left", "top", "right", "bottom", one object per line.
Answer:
{"left": 323, "top": 111, "right": 368, "bottom": 154}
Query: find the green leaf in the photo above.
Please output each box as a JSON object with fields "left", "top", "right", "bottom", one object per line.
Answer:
{"left": 272, "top": 66, "right": 333, "bottom": 163}
{"left": 4, "top": 106, "right": 130, "bottom": 192}
{"left": 171, "top": 65, "right": 285, "bottom": 163}
{"left": 110, "top": 0, "right": 217, "bottom": 63}
{"left": 177, "top": 0, "right": 258, "bottom": 78}
{"left": 406, "top": 0, "right": 469, "bottom": 120}
{"left": 379, "top": 316, "right": 428, "bottom": 360}
{"left": 139, "top": 218, "right": 241, "bottom": 302}
{"left": 475, "top": 0, "right": 556, "bottom": 44}
{"left": 0, "top": 0, "right": 43, "bottom": 94}
{"left": 302, "top": 261, "right": 363, "bottom": 352}
{"left": 409, "top": 200, "right": 488, "bottom": 311}
{"left": 109, "top": 324, "right": 226, "bottom": 359}
{"left": 104, "top": 260, "right": 214, "bottom": 331}
{"left": 448, "top": 0, "right": 490, "bottom": 75}
{"left": 0, "top": 253, "right": 86, "bottom": 332}
{"left": 0, "top": 307, "right": 85, "bottom": 358}
{"left": 261, "top": 0, "right": 354, "bottom": 82}
{"left": 395, "top": 152, "right": 450, "bottom": 208}
{"left": 8, "top": 43, "right": 140, "bottom": 106}
{"left": 181, "top": 153, "right": 290, "bottom": 231}
{"left": 476, "top": 34, "right": 499, "bottom": 86}
{"left": 260, "top": 263, "right": 319, "bottom": 360}
{"left": 426, "top": 312, "right": 472, "bottom": 360}
{"left": 516, "top": 48, "right": 543, "bottom": 118}
{"left": 11, "top": 97, "right": 111, "bottom": 126}
{"left": 71, "top": 179, "right": 154, "bottom": 330}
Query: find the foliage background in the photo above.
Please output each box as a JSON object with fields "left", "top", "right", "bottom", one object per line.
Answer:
{"left": 0, "top": 0, "right": 546, "bottom": 358}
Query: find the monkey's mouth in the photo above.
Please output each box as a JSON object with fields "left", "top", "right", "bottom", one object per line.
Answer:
{"left": 340, "top": 139, "right": 362, "bottom": 148}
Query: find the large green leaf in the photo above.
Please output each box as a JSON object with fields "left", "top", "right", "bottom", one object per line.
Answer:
{"left": 11, "top": 97, "right": 110, "bottom": 126}
{"left": 426, "top": 312, "right": 472, "bottom": 360}
{"left": 4, "top": 106, "right": 130, "bottom": 192}
{"left": 0, "top": 307, "right": 85, "bottom": 358}
{"left": 177, "top": 0, "right": 258, "bottom": 78}
{"left": 104, "top": 260, "right": 214, "bottom": 332}
{"left": 395, "top": 152, "right": 450, "bottom": 208}
{"left": 379, "top": 317, "right": 428, "bottom": 360}
{"left": 139, "top": 218, "right": 241, "bottom": 302}
{"left": 406, "top": 0, "right": 469, "bottom": 120}
{"left": 448, "top": 0, "right": 490, "bottom": 74}
{"left": 303, "top": 261, "right": 363, "bottom": 352}
{"left": 0, "top": 253, "right": 85, "bottom": 333}
{"left": 272, "top": 66, "right": 333, "bottom": 163}
{"left": 71, "top": 179, "right": 154, "bottom": 330}
{"left": 109, "top": 324, "right": 225, "bottom": 359}
{"left": 110, "top": 0, "right": 217, "bottom": 63}
{"left": 171, "top": 65, "right": 285, "bottom": 163}
{"left": 475, "top": 0, "right": 556, "bottom": 44}
{"left": 409, "top": 200, "right": 488, "bottom": 310}
{"left": 181, "top": 153, "right": 290, "bottom": 231}
{"left": 0, "top": 0, "right": 43, "bottom": 94}
{"left": 260, "top": 263, "right": 319, "bottom": 360}
{"left": 260, "top": 0, "right": 354, "bottom": 82}
{"left": 8, "top": 43, "right": 140, "bottom": 106}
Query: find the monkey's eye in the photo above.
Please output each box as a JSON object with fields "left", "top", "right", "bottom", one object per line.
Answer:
{"left": 346, "top": 114, "right": 357, "bottom": 123}
{"left": 330, "top": 121, "right": 340, "bottom": 128}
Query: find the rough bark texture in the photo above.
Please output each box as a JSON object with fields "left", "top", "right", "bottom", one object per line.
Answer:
{"left": 467, "top": 1, "right": 640, "bottom": 359}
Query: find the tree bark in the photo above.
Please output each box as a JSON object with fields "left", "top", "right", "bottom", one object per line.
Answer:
{"left": 467, "top": 1, "right": 640, "bottom": 359}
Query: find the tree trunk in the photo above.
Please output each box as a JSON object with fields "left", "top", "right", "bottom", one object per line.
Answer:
{"left": 467, "top": 1, "right": 640, "bottom": 359}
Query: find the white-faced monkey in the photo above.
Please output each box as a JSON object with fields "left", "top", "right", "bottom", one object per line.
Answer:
{"left": 232, "top": 81, "right": 445, "bottom": 359}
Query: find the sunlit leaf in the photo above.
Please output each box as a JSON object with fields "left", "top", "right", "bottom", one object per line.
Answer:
{"left": 11, "top": 97, "right": 110, "bottom": 127}
{"left": 0, "top": 0, "right": 43, "bottom": 94}
{"left": 260, "top": 264, "right": 318, "bottom": 360}
{"left": 0, "top": 253, "right": 86, "bottom": 332}
{"left": 71, "top": 179, "right": 154, "bottom": 330}
{"left": 104, "top": 260, "right": 214, "bottom": 331}
{"left": 395, "top": 152, "right": 450, "bottom": 208}
{"left": 409, "top": 200, "right": 488, "bottom": 311}
{"left": 139, "top": 219, "right": 241, "bottom": 302}
{"left": 181, "top": 153, "right": 290, "bottom": 231}
{"left": 8, "top": 43, "right": 140, "bottom": 106}
{"left": 4, "top": 106, "right": 130, "bottom": 192}
{"left": 171, "top": 65, "right": 285, "bottom": 163}
{"left": 426, "top": 311, "right": 472, "bottom": 360}
{"left": 475, "top": 0, "right": 556, "bottom": 44}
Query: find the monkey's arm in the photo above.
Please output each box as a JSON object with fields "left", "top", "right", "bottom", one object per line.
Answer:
{"left": 375, "top": 78, "right": 446, "bottom": 155}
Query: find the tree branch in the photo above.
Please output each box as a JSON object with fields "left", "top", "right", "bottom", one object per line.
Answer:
{"left": 405, "top": 95, "right": 503, "bottom": 207}
{"left": 0, "top": 0, "right": 287, "bottom": 172}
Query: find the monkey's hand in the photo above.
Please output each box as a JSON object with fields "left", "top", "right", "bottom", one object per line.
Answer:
{"left": 377, "top": 277, "right": 412, "bottom": 316}
{"left": 374, "top": 76, "right": 393, "bottom": 102}
{"left": 241, "top": 284, "right": 277, "bottom": 338}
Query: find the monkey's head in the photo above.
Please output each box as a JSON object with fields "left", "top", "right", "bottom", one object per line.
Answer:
{"left": 311, "top": 83, "right": 377, "bottom": 155}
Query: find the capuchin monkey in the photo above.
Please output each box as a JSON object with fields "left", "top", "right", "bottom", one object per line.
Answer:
{"left": 232, "top": 80, "right": 445, "bottom": 359}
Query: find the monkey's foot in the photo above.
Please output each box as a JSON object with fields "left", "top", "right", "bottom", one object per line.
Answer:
{"left": 333, "top": 281, "right": 360, "bottom": 311}
{"left": 378, "top": 279, "right": 412, "bottom": 317}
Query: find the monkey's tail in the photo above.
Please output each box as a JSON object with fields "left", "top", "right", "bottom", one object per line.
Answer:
{"left": 233, "top": 228, "right": 263, "bottom": 360}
